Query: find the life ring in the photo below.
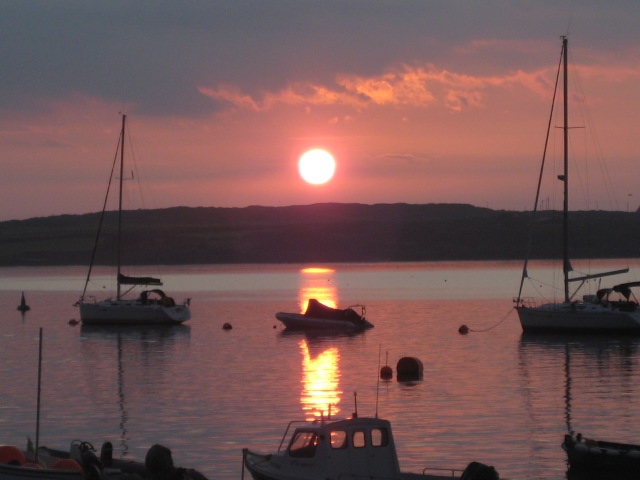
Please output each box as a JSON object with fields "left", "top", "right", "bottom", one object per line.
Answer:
{"left": 0, "top": 445, "right": 25, "bottom": 465}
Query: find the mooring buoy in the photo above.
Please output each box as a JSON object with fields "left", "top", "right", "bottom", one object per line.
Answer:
{"left": 17, "top": 292, "right": 30, "bottom": 312}
{"left": 396, "top": 356, "right": 423, "bottom": 382}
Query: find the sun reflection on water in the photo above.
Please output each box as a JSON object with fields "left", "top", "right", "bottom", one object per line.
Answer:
{"left": 299, "top": 339, "right": 342, "bottom": 419}
{"left": 298, "top": 267, "right": 337, "bottom": 312}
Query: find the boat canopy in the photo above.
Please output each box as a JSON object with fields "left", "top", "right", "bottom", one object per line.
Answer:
{"left": 613, "top": 282, "right": 640, "bottom": 300}
{"left": 597, "top": 282, "right": 640, "bottom": 301}
{"left": 118, "top": 273, "right": 163, "bottom": 286}
{"left": 305, "top": 299, "right": 362, "bottom": 322}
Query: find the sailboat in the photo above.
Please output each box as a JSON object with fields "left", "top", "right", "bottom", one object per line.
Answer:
{"left": 76, "top": 115, "right": 191, "bottom": 325}
{"left": 514, "top": 37, "right": 640, "bottom": 333}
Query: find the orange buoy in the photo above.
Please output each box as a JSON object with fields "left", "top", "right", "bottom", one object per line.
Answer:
{"left": 0, "top": 445, "right": 25, "bottom": 465}
{"left": 380, "top": 365, "right": 393, "bottom": 380}
{"left": 458, "top": 325, "right": 469, "bottom": 335}
{"left": 52, "top": 459, "right": 84, "bottom": 471}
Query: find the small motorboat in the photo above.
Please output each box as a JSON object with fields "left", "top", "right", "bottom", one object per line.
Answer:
{"left": 242, "top": 412, "right": 498, "bottom": 480}
{"left": 0, "top": 439, "right": 208, "bottom": 480}
{"left": 562, "top": 433, "right": 640, "bottom": 476}
{"left": 275, "top": 299, "right": 373, "bottom": 331}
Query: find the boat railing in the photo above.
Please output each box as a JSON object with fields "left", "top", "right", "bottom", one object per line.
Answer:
{"left": 422, "top": 466, "right": 459, "bottom": 478}
{"left": 514, "top": 297, "right": 539, "bottom": 308}
{"left": 277, "top": 420, "right": 317, "bottom": 451}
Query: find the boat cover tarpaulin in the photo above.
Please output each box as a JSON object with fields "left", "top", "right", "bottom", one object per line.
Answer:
{"left": 118, "top": 273, "right": 163, "bottom": 286}
{"left": 305, "top": 299, "right": 361, "bottom": 321}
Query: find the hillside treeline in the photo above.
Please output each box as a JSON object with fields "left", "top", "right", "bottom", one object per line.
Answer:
{"left": 1, "top": 203, "right": 639, "bottom": 266}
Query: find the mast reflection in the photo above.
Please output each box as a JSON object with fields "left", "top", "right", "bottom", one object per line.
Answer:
{"left": 299, "top": 339, "right": 342, "bottom": 419}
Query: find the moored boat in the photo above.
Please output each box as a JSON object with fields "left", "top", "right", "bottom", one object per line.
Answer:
{"left": 75, "top": 115, "right": 191, "bottom": 326}
{"left": 0, "top": 440, "right": 207, "bottom": 480}
{"left": 276, "top": 299, "right": 373, "bottom": 331}
{"left": 513, "top": 36, "right": 640, "bottom": 333}
{"left": 562, "top": 433, "right": 640, "bottom": 477}
{"left": 242, "top": 414, "right": 498, "bottom": 480}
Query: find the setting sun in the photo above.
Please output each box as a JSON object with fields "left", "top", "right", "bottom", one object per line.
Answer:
{"left": 298, "top": 149, "right": 336, "bottom": 185}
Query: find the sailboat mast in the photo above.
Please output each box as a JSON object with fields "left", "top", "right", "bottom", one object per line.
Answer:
{"left": 561, "top": 36, "right": 570, "bottom": 303}
{"left": 117, "top": 114, "right": 126, "bottom": 300}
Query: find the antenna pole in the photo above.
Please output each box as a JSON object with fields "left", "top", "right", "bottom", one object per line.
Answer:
{"left": 353, "top": 391, "right": 358, "bottom": 418}
{"left": 375, "top": 345, "right": 381, "bottom": 418}
{"left": 35, "top": 328, "right": 43, "bottom": 463}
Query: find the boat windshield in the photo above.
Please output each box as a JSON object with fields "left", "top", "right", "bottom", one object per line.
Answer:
{"left": 288, "top": 431, "right": 319, "bottom": 458}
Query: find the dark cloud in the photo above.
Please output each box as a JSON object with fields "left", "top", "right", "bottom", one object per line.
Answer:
{"left": 2, "top": 1, "right": 640, "bottom": 117}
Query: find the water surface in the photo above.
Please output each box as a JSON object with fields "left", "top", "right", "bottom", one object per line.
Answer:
{"left": 2, "top": 261, "right": 639, "bottom": 480}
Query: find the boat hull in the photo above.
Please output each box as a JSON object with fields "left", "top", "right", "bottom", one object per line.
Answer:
{"left": 275, "top": 312, "right": 373, "bottom": 330}
{"left": 244, "top": 449, "right": 462, "bottom": 480}
{"left": 79, "top": 300, "right": 190, "bottom": 325}
{"left": 516, "top": 304, "right": 640, "bottom": 333}
{"left": 0, "top": 464, "right": 83, "bottom": 480}
{"left": 563, "top": 434, "right": 640, "bottom": 476}
{"left": 0, "top": 442, "right": 205, "bottom": 480}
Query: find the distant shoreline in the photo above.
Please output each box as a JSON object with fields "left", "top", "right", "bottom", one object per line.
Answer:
{"left": 1, "top": 203, "right": 639, "bottom": 267}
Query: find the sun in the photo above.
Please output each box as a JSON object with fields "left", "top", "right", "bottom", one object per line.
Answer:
{"left": 298, "top": 149, "right": 336, "bottom": 185}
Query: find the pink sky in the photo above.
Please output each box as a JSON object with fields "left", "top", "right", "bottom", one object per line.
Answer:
{"left": 2, "top": 2, "right": 640, "bottom": 220}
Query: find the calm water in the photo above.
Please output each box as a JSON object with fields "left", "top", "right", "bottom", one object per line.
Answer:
{"left": 2, "top": 261, "right": 640, "bottom": 480}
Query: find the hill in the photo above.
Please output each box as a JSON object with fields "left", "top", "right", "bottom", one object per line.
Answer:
{"left": 0, "top": 203, "right": 639, "bottom": 266}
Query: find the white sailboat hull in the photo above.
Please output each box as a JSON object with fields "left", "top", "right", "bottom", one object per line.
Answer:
{"left": 79, "top": 299, "right": 190, "bottom": 325}
{"left": 516, "top": 303, "right": 640, "bottom": 333}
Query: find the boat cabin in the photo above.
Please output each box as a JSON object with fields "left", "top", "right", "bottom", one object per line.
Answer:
{"left": 269, "top": 416, "right": 401, "bottom": 480}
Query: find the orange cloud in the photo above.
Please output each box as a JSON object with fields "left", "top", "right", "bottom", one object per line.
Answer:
{"left": 198, "top": 62, "right": 560, "bottom": 114}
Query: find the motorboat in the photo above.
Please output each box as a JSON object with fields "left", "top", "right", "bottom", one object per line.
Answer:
{"left": 513, "top": 37, "right": 640, "bottom": 333}
{"left": 242, "top": 410, "right": 498, "bottom": 480}
{"left": 75, "top": 115, "right": 191, "bottom": 326}
{"left": 563, "top": 433, "right": 640, "bottom": 477}
{"left": 275, "top": 299, "right": 373, "bottom": 330}
{"left": 0, "top": 440, "right": 207, "bottom": 480}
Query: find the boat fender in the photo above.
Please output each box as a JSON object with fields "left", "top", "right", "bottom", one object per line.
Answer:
{"left": 0, "top": 445, "right": 25, "bottom": 465}
{"left": 146, "top": 444, "right": 177, "bottom": 480}
{"left": 52, "top": 458, "right": 84, "bottom": 472}
{"left": 100, "top": 441, "right": 113, "bottom": 466}
{"left": 460, "top": 461, "right": 499, "bottom": 480}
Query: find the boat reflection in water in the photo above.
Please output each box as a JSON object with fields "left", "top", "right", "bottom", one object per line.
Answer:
{"left": 78, "top": 325, "right": 190, "bottom": 457}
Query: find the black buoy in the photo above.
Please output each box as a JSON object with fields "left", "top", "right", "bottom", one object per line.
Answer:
{"left": 458, "top": 324, "right": 469, "bottom": 335}
{"left": 396, "top": 356, "right": 423, "bottom": 382}
{"left": 460, "top": 461, "right": 499, "bottom": 480}
{"left": 17, "top": 292, "right": 30, "bottom": 312}
{"left": 222, "top": 322, "right": 232, "bottom": 330}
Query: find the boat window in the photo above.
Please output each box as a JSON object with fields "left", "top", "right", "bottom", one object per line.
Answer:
{"left": 352, "top": 430, "right": 366, "bottom": 448}
{"left": 288, "top": 431, "right": 319, "bottom": 457}
{"left": 371, "top": 428, "right": 388, "bottom": 447}
{"left": 330, "top": 430, "right": 347, "bottom": 449}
